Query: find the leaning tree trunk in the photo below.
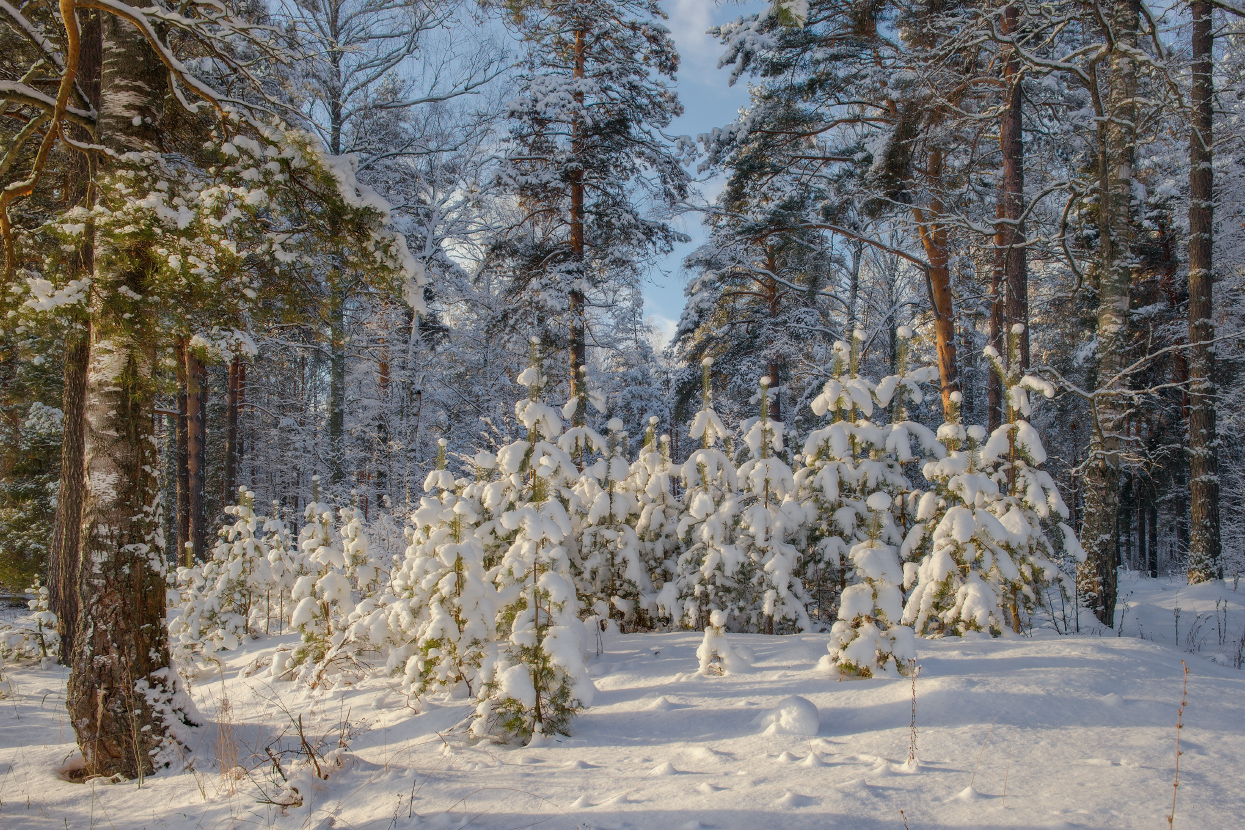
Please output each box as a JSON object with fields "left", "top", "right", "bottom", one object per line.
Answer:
{"left": 1186, "top": 0, "right": 1219, "bottom": 583}
{"left": 1077, "top": 0, "right": 1138, "bottom": 626}
{"left": 66, "top": 14, "right": 195, "bottom": 780}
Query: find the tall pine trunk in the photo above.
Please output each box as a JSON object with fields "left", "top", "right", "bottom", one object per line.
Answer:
{"left": 1078, "top": 0, "right": 1138, "bottom": 626}
{"left": 67, "top": 14, "right": 193, "bottom": 778}
{"left": 174, "top": 337, "right": 190, "bottom": 562}
{"left": 1186, "top": 0, "right": 1219, "bottom": 583}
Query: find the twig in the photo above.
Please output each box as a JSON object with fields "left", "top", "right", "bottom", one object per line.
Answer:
{"left": 969, "top": 713, "right": 1002, "bottom": 790}
{"left": 1167, "top": 661, "right": 1189, "bottom": 829}
{"left": 1002, "top": 749, "right": 1012, "bottom": 807}
{"left": 908, "top": 660, "right": 921, "bottom": 763}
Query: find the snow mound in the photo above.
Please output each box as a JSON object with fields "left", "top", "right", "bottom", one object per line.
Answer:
{"left": 776, "top": 750, "right": 798, "bottom": 763}
{"left": 752, "top": 695, "right": 820, "bottom": 735}
{"left": 775, "top": 790, "right": 815, "bottom": 808}
{"left": 648, "top": 695, "right": 677, "bottom": 711}
{"left": 570, "top": 794, "right": 593, "bottom": 808}
{"left": 955, "top": 785, "right": 983, "bottom": 801}
{"left": 650, "top": 761, "right": 679, "bottom": 776}
{"left": 799, "top": 751, "right": 829, "bottom": 768}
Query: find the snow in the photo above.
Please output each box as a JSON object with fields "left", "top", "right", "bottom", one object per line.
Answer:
{"left": 2, "top": 577, "right": 1242, "bottom": 828}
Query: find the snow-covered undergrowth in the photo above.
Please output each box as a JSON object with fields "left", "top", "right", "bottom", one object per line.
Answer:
{"left": 1, "top": 577, "right": 1242, "bottom": 829}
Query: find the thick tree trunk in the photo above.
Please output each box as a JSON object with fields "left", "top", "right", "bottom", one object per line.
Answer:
{"left": 1078, "top": 0, "right": 1138, "bottom": 626}
{"left": 1186, "top": 0, "right": 1219, "bottom": 583}
{"left": 67, "top": 14, "right": 194, "bottom": 779}
{"left": 185, "top": 346, "right": 206, "bottom": 561}
{"left": 48, "top": 9, "right": 102, "bottom": 664}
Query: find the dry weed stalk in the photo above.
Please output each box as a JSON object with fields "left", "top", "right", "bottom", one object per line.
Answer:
{"left": 1167, "top": 661, "right": 1189, "bottom": 829}
{"left": 908, "top": 660, "right": 921, "bottom": 763}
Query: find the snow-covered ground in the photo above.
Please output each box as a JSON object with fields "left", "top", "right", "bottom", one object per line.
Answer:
{"left": 1, "top": 575, "right": 1242, "bottom": 830}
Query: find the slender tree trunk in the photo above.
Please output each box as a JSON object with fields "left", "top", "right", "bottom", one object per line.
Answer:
{"left": 67, "top": 14, "right": 194, "bottom": 778}
{"left": 224, "top": 355, "right": 240, "bottom": 505}
{"left": 185, "top": 346, "right": 206, "bottom": 561}
{"left": 1186, "top": 0, "right": 1219, "bottom": 583}
{"left": 1000, "top": 3, "right": 1029, "bottom": 370}
{"left": 1136, "top": 490, "right": 1147, "bottom": 577}
{"left": 1147, "top": 503, "right": 1158, "bottom": 578}
{"left": 1078, "top": 0, "right": 1139, "bottom": 626}
{"left": 329, "top": 282, "right": 346, "bottom": 486}
{"left": 913, "top": 150, "right": 958, "bottom": 417}
{"left": 174, "top": 337, "right": 189, "bottom": 563}
{"left": 988, "top": 239, "right": 1004, "bottom": 432}
{"left": 568, "top": 25, "right": 587, "bottom": 395}
{"left": 50, "top": 320, "right": 90, "bottom": 662}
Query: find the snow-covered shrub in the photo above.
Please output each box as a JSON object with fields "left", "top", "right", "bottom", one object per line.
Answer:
{"left": 474, "top": 345, "right": 595, "bottom": 743}
{"left": 696, "top": 609, "right": 751, "bottom": 675}
{"left": 0, "top": 579, "right": 59, "bottom": 663}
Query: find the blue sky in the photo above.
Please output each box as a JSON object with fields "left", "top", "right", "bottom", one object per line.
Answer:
{"left": 643, "top": 0, "right": 766, "bottom": 347}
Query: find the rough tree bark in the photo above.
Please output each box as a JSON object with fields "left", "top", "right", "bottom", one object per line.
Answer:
{"left": 223, "top": 354, "right": 241, "bottom": 505}
{"left": 67, "top": 13, "right": 194, "bottom": 779}
{"left": 48, "top": 8, "right": 102, "bottom": 665}
{"left": 1186, "top": 0, "right": 1220, "bottom": 583}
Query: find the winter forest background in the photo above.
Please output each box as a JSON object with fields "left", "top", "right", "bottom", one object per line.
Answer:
{"left": 2, "top": 0, "right": 1245, "bottom": 785}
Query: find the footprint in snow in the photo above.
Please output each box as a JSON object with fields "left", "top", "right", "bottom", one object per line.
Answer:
{"left": 650, "top": 761, "right": 680, "bottom": 776}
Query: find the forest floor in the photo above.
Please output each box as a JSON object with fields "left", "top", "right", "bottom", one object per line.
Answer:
{"left": 1, "top": 573, "right": 1242, "bottom": 830}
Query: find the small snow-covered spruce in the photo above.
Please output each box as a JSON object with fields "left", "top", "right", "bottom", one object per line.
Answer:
{"left": 572, "top": 419, "right": 654, "bottom": 630}
{"left": 824, "top": 492, "right": 916, "bottom": 678}
{"left": 696, "top": 609, "right": 751, "bottom": 675}
{"left": 668, "top": 357, "right": 744, "bottom": 630}
{"left": 281, "top": 486, "right": 377, "bottom": 686}
{"left": 631, "top": 419, "right": 683, "bottom": 625}
{"left": 474, "top": 341, "right": 594, "bottom": 743}
{"left": 736, "top": 376, "right": 809, "bottom": 633}
{"left": 169, "top": 488, "right": 271, "bottom": 665}
{"left": 403, "top": 440, "right": 497, "bottom": 698}
{"left": 979, "top": 329, "right": 1074, "bottom": 628}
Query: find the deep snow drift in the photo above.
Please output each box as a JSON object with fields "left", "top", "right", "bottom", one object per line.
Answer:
{"left": 1, "top": 574, "right": 1241, "bottom": 830}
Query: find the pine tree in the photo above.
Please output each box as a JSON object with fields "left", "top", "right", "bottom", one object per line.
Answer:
{"left": 631, "top": 419, "right": 683, "bottom": 625}
{"left": 474, "top": 341, "right": 594, "bottom": 743}
{"left": 665, "top": 359, "right": 744, "bottom": 629}
{"left": 736, "top": 377, "right": 808, "bottom": 633}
